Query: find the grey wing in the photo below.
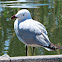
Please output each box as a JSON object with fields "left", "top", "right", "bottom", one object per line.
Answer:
{"left": 35, "top": 21, "right": 48, "bottom": 34}
{"left": 18, "top": 20, "right": 51, "bottom": 47}
{"left": 33, "top": 21, "right": 51, "bottom": 46}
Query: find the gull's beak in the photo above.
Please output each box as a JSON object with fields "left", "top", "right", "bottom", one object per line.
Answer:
{"left": 10, "top": 15, "right": 17, "bottom": 20}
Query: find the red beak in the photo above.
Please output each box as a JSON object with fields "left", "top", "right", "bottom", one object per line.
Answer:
{"left": 10, "top": 15, "right": 17, "bottom": 19}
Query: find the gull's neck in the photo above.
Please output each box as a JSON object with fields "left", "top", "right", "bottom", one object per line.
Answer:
{"left": 18, "top": 17, "right": 32, "bottom": 23}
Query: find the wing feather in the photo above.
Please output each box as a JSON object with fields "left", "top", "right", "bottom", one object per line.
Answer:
{"left": 33, "top": 20, "right": 50, "bottom": 46}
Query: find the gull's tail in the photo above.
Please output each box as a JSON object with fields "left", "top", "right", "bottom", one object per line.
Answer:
{"left": 44, "top": 43, "right": 62, "bottom": 51}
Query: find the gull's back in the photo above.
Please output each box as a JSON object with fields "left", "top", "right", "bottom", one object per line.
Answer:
{"left": 16, "top": 19, "right": 50, "bottom": 47}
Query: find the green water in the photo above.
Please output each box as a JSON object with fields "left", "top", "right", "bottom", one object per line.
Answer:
{"left": 0, "top": 0, "right": 62, "bottom": 56}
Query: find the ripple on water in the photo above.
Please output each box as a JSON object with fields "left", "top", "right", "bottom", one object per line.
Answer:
{"left": 0, "top": 1, "right": 49, "bottom": 8}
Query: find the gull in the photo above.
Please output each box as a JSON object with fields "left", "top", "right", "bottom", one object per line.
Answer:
{"left": 10, "top": 9, "right": 62, "bottom": 56}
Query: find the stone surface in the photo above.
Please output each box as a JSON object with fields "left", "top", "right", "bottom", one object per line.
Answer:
{"left": 10, "top": 55, "right": 62, "bottom": 62}
{"left": 0, "top": 57, "right": 10, "bottom": 62}
{"left": 0, "top": 54, "right": 10, "bottom": 62}
{"left": 0, "top": 55, "right": 62, "bottom": 62}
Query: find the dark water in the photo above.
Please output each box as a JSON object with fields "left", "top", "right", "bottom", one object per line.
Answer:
{"left": 0, "top": 0, "right": 62, "bottom": 57}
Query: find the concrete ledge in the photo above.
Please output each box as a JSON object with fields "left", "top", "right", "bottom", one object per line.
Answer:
{"left": 0, "top": 54, "right": 62, "bottom": 62}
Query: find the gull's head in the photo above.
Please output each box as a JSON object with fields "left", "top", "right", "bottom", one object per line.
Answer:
{"left": 10, "top": 9, "right": 32, "bottom": 21}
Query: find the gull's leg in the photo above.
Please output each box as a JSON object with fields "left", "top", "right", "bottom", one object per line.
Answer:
{"left": 26, "top": 45, "right": 27, "bottom": 56}
{"left": 33, "top": 47, "right": 35, "bottom": 56}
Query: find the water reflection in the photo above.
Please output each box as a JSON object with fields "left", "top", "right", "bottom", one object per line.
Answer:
{"left": 0, "top": 0, "right": 49, "bottom": 8}
{"left": 0, "top": 0, "right": 62, "bottom": 56}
